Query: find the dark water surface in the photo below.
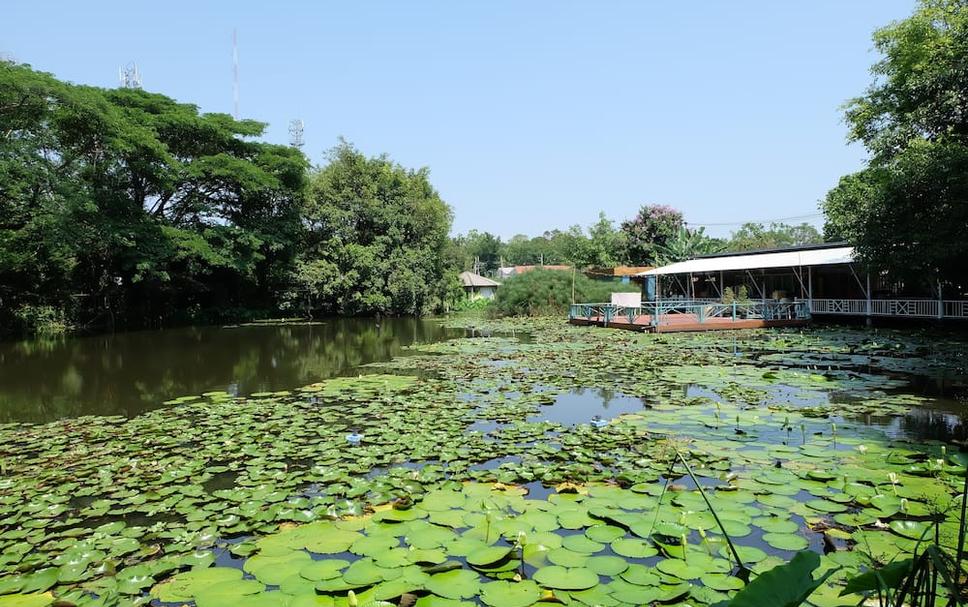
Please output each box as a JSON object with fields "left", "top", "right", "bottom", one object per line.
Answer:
{"left": 0, "top": 318, "right": 460, "bottom": 423}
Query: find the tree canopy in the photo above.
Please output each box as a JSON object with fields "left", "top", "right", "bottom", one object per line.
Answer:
{"left": 727, "top": 222, "right": 823, "bottom": 252}
{"left": 823, "top": 0, "right": 968, "bottom": 290}
{"left": 0, "top": 62, "right": 455, "bottom": 334}
{"left": 290, "top": 142, "right": 453, "bottom": 316}
{"left": 0, "top": 61, "right": 308, "bottom": 332}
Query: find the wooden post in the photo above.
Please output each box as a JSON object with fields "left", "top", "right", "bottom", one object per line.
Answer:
{"left": 866, "top": 272, "right": 872, "bottom": 324}
{"left": 938, "top": 279, "right": 944, "bottom": 319}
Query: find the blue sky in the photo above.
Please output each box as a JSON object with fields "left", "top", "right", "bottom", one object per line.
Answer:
{"left": 2, "top": 1, "right": 914, "bottom": 239}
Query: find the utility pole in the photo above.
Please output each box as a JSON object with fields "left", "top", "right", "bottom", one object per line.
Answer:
{"left": 232, "top": 29, "right": 240, "bottom": 119}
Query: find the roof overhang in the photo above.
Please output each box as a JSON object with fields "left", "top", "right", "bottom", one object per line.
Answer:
{"left": 638, "top": 246, "right": 855, "bottom": 276}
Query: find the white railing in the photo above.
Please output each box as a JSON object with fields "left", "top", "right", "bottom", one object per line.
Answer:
{"left": 809, "top": 299, "right": 968, "bottom": 319}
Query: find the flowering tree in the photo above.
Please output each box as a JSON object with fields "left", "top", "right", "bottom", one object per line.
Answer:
{"left": 619, "top": 204, "right": 684, "bottom": 265}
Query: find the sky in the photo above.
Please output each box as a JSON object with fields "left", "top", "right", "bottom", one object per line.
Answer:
{"left": 2, "top": 1, "right": 916, "bottom": 239}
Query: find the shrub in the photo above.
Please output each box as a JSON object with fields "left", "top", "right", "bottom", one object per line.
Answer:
{"left": 489, "top": 269, "right": 639, "bottom": 317}
{"left": 14, "top": 305, "right": 72, "bottom": 337}
{"left": 452, "top": 297, "right": 492, "bottom": 313}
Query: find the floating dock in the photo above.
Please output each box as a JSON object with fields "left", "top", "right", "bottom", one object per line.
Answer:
{"left": 568, "top": 301, "right": 811, "bottom": 333}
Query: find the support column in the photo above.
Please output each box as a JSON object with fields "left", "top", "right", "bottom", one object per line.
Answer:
{"left": 866, "top": 273, "right": 872, "bottom": 325}
{"left": 938, "top": 280, "right": 944, "bottom": 320}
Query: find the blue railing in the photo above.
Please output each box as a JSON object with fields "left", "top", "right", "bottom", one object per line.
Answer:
{"left": 568, "top": 299, "right": 811, "bottom": 327}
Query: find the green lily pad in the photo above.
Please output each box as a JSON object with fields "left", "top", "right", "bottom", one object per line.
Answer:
{"left": 533, "top": 565, "right": 599, "bottom": 590}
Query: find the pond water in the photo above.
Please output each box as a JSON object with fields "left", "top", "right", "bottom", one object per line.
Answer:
{"left": 0, "top": 318, "right": 460, "bottom": 423}
{"left": 3, "top": 320, "right": 968, "bottom": 607}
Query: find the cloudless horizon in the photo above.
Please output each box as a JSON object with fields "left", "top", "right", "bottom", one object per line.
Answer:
{"left": 3, "top": 1, "right": 915, "bottom": 239}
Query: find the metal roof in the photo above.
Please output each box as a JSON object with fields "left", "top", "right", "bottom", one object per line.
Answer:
{"left": 638, "top": 246, "right": 855, "bottom": 276}
{"left": 459, "top": 271, "right": 501, "bottom": 287}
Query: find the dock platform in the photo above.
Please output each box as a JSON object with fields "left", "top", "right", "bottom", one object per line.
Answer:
{"left": 568, "top": 301, "right": 811, "bottom": 333}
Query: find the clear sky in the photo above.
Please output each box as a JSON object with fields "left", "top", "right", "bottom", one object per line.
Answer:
{"left": 2, "top": 1, "right": 915, "bottom": 239}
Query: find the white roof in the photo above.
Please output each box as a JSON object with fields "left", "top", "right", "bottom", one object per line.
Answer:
{"left": 638, "top": 246, "right": 855, "bottom": 276}
{"left": 459, "top": 271, "right": 501, "bottom": 287}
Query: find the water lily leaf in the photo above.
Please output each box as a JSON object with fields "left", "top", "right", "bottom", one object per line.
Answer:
{"left": 425, "top": 569, "right": 481, "bottom": 599}
{"left": 0, "top": 594, "right": 53, "bottom": 607}
{"left": 153, "top": 567, "right": 243, "bottom": 603}
{"left": 888, "top": 520, "right": 932, "bottom": 540}
{"left": 479, "top": 580, "right": 540, "bottom": 607}
{"left": 466, "top": 545, "right": 512, "bottom": 568}
{"left": 194, "top": 579, "right": 265, "bottom": 607}
{"left": 244, "top": 552, "right": 313, "bottom": 585}
{"left": 656, "top": 558, "right": 703, "bottom": 580}
{"left": 299, "top": 559, "right": 350, "bottom": 581}
{"left": 585, "top": 555, "right": 629, "bottom": 576}
{"left": 533, "top": 565, "right": 598, "bottom": 590}
{"left": 761, "top": 532, "right": 809, "bottom": 551}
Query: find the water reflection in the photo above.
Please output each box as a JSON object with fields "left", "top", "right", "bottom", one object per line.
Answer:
{"left": 0, "top": 318, "right": 459, "bottom": 423}
{"left": 530, "top": 388, "right": 648, "bottom": 426}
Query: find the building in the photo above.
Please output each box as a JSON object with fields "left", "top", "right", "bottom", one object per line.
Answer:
{"left": 587, "top": 266, "right": 653, "bottom": 284}
{"left": 459, "top": 271, "right": 501, "bottom": 300}
{"left": 636, "top": 242, "right": 968, "bottom": 320}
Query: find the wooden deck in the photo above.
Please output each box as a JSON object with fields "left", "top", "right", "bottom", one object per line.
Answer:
{"left": 569, "top": 313, "right": 810, "bottom": 333}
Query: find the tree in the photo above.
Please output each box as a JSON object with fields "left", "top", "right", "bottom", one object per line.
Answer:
{"left": 291, "top": 141, "right": 453, "bottom": 316}
{"left": 728, "top": 222, "right": 823, "bottom": 252}
{"left": 655, "top": 226, "right": 726, "bottom": 264}
{"left": 620, "top": 204, "right": 684, "bottom": 265}
{"left": 461, "top": 230, "right": 503, "bottom": 274}
{"left": 0, "top": 61, "right": 307, "bottom": 333}
{"left": 586, "top": 212, "right": 627, "bottom": 268}
{"left": 822, "top": 0, "right": 968, "bottom": 289}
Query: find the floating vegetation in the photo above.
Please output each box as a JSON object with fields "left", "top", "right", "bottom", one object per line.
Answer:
{"left": 1, "top": 320, "right": 967, "bottom": 605}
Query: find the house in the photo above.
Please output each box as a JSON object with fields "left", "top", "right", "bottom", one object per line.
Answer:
{"left": 459, "top": 271, "right": 501, "bottom": 300}
{"left": 587, "top": 266, "right": 653, "bottom": 284}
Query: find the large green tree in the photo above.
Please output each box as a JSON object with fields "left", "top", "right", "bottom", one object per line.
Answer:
{"left": 0, "top": 61, "right": 307, "bottom": 332}
{"left": 291, "top": 142, "right": 452, "bottom": 316}
{"left": 823, "top": 0, "right": 968, "bottom": 290}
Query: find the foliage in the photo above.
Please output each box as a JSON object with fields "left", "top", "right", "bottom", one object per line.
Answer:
{"left": 0, "top": 60, "right": 307, "bottom": 333}
{"left": 727, "top": 222, "right": 823, "bottom": 252}
{"left": 586, "top": 212, "right": 628, "bottom": 268}
{"left": 620, "top": 204, "right": 684, "bottom": 265}
{"left": 488, "top": 269, "right": 637, "bottom": 316}
{"left": 451, "top": 296, "right": 492, "bottom": 313}
{"left": 822, "top": 0, "right": 968, "bottom": 290}
{"left": 453, "top": 230, "right": 503, "bottom": 274}
{"left": 655, "top": 226, "right": 725, "bottom": 264}
{"left": 720, "top": 551, "right": 837, "bottom": 607}
{"left": 12, "top": 305, "right": 71, "bottom": 336}
{"left": 291, "top": 141, "right": 453, "bottom": 317}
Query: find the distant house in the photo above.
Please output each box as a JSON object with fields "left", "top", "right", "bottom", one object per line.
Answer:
{"left": 496, "top": 265, "right": 572, "bottom": 280}
{"left": 587, "top": 266, "right": 653, "bottom": 284}
{"left": 459, "top": 271, "right": 501, "bottom": 300}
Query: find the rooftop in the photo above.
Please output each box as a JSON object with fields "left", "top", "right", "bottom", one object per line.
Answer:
{"left": 459, "top": 271, "right": 501, "bottom": 288}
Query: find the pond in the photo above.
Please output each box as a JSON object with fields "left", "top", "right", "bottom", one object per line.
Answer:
{"left": 1, "top": 318, "right": 968, "bottom": 607}
{"left": 0, "top": 318, "right": 460, "bottom": 423}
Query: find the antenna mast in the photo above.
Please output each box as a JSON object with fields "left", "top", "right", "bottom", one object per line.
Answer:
{"left": 232, "top": 29, "right": 240, "bottom": 119}
{"left": 289, "top": 119, "right": 305, "bottom": 149}
{"left": 119, "top": 62, "right": 142, "bottom": 89}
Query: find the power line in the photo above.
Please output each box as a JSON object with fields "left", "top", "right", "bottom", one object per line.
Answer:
{"left": 685, "top": 212, "right": 823, "bottom": 228}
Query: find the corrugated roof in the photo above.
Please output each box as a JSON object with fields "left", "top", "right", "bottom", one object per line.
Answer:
{"left": 459, "top": 271, "right": 501, "bottom": 287}
{"left": 638, "top": 246, "right": 855, "bottom": 276}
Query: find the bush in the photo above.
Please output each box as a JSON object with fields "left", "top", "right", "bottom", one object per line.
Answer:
{"left": 452, "top": 297, "right": 492, "bottom": 313}
{"left": 489, "top": 269, "right": 639, "bottom": 317}
{"left": 14, "top": 305, "right": 72, "bottom": 337}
